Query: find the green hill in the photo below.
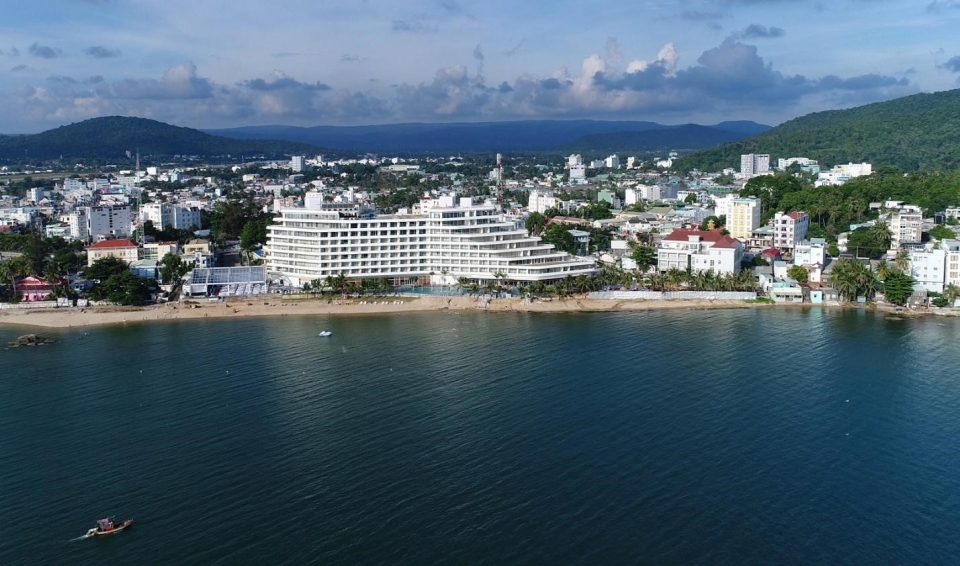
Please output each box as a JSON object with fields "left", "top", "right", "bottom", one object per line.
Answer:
{"left": 0, "top": 116, "right": 321, "bottom": 160}
{"left": 674, "top": 89, "right": 960, "bottom": 172}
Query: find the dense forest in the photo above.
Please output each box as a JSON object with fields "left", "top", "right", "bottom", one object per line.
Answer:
{"left": 0, "top": 116, "right": 321, "bottom": 160}
{"left": 738, "top": 169, "right": 960, "bottom": 245}
{"left": 674, "top": 89, "right": 960, "bottom": 172}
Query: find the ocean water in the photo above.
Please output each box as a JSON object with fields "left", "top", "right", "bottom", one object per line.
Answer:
{"left": 2, "top": 309, "right": 960, "bottom": 565}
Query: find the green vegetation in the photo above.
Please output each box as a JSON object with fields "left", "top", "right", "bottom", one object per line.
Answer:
{"left": 83, "top": 256, "right": 154, "bottom": 306}
{"left": 675, "top": 89, "right": 960, "bottom": 172}
{"left": 0, "top": 116, "right": 320, "bottom": 161}
{"left": 928, "top": 224, "right": 955, "bottom": 240}
{"left": 744, "top": 297, "right": 776, "bottom": 304}
{"left": 787, "top": 265, "right": 809, "bottom": 283}
{"left": 828, "top": 259, "right": 878, "bottom": 302}
{"left": 881, "top": 270, "right": 916, "bottom": 307}
{"left": 727, "top": 170, "right": 960, "bottom": 251}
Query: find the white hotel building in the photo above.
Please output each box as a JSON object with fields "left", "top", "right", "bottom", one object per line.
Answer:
{"left": 265, "top": 194, "right": 597, "bottom": 287}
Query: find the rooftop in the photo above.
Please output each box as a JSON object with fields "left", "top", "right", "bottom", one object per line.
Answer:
{"left": 88, "top": 239, "right": 136, "bottom": 249}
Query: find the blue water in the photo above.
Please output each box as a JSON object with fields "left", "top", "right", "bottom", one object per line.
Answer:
{"left": 2, "top": 309, "right": 960, "bottom": 564}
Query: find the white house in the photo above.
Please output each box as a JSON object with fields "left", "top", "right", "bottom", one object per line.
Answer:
{"left": 657, "top": 229, "right": 744, "bottom": 275}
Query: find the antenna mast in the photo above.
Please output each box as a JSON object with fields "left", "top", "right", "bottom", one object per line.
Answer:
{"left": 136, "top": 150, "right": 144, "bottom": 246}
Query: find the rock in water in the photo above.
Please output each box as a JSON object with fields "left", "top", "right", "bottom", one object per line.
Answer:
{"left": 7, "top": 334, "right": 55, "bottom": 348}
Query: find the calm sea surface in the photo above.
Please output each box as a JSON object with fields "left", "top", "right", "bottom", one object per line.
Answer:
{"left": 2, "top": 309, "right": 960, "bottom": 565}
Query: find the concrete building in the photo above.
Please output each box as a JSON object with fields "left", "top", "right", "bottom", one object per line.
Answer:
{"left": 291, "top": 155, "right": 306, "bottom": 173}
{"left": 657, "top": 229, "right": 744, "bottom": 275}
{"left": 908, "top": 247, "right": 946, "bottom": 294}
{"left": 142, "top": 241, "right": 180, "bottom": 262}
{"left": 727, "top": 197, "right": 762, "bottom": 240}
{"left": 772, "top": 211, "right": 809, "bottom": 252}
{"left": 569, "top": 164, "right": 586, "bottom": 182}
{"left": 265, "top": 195, "right": 597, "bottom": 287}
{"left": 740, "top": 153, "right": 771, "bottom": 176}
{"left": 86, "top": 239, "right": 139, "bottom": 267}
{"left": 604, "top": 155, "right": 620, "bottom": 169}
{"left": 793, "top": 238, "right": 827, "bottom": 267}
{"left": 891, "top": 206, "right": 923, "bottom": 248}
{"left": 640, "top": 185, "right": 662, "bottom": 201}
{"left": 141, "top": 203, "right": 202, "bottom": 230}
{"left": 81, "top": 205, "right": 132, "bottom": 240}
{"left": 942, "top": 240, "right": 960, "bottom": 290}
{"left": 528, "top": 189, "right": 559, "bottom": 214}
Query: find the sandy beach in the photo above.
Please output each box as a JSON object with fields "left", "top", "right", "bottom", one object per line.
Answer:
{"left": 0, "top": 295, "right": 769, "bottom": 329}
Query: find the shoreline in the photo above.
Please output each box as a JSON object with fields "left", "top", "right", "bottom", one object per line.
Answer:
{"left": 0, "top": 296, "right": 934, "bottom": 330}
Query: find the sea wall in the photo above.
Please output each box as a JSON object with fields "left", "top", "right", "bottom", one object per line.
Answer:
{"left": 587, "top": 291, "right": 757, "bottom": 301}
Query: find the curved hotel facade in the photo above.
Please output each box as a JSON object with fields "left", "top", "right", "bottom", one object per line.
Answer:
{"left": 265, "top": 194, "right": 597, "bottom": 286}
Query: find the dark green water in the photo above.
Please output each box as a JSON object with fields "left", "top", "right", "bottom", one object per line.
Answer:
{"left": 2, "top": 309, "right": 960, "bottom": 565}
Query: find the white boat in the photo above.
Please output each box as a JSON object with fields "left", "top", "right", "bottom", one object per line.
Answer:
{"left": 318, "top": 330, "right": 332, "bottom": 337}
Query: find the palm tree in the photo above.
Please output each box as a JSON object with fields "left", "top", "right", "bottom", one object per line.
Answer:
{"left": 893, "top": 248, "right": 910, "bottom": 272}
{"left": 870, "top": 220, "right": 893, "bottom": 251}
{"left": 945, "top": 283, "right": 960, "bottom": 305}
{"left": 528, "top": 280, "right": 546, "bottom": 298}
{"left": 874, "top": 259, "right": 892, "bottom": 282}
{"left": 829, "top": 258, "right": 878, "bottom": 302}
{"left": 665, "top": 267, "right": 685, "bottom": 291}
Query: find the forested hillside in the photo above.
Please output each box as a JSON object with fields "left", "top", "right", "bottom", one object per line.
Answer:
{"left": 0, "top": 116, "right": 320, "bottom": 160}
{"left": 674, "top": 89, "right": 960, "bottom": 172}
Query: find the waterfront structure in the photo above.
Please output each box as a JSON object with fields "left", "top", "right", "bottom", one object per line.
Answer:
{"left": 727, "top": 197, "right": 762, "bottom": 240}
{"left": 265, "top": 194, "right": 597, "bottom": 286}
{"left": 740, "top": 154, "right": 770, "bottom": 176}
{"left": 772, "top": 211, "right": 809, "bottom": 252}
{"left": 86, "top": 239, "right": 139, "bottom": 267}
{"left": 908, "top": 247, "right": 947, "bottom": 293}
{"left": 656, "top": 229, "right": 744, "bottom": 275}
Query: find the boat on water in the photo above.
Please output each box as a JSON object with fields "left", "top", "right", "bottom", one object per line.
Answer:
{"left": 83, "top": 518, "right": 133, "bottom": 538}
{"left": 318, "top": 330, "right": 332, "bottom": 337}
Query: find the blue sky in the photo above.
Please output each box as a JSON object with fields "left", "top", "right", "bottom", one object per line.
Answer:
{"left": 0, "top": 0, "right": 958, "bottom": 133}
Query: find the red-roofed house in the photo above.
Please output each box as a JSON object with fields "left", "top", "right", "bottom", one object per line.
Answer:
{"left": 13, "top": 276, "right": 54, "bottom": 302}
{"left": 86, "top": 239, "right": 139, "bottom": 266}
{"left": 657, "top": 229, "right": 744, "bottom": 274}
{"left": 772, "top": 211, "right": 809, "bottom": 252}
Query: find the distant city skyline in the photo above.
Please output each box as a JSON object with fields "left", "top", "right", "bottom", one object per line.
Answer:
{"left": 0, "top": 0, "right": 957, "bottom": 133}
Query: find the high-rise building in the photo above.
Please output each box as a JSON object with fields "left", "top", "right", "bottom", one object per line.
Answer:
{"left": 740, "top": 153, "right": 771, "bottom": 176}
{"left": 727, "top": 197, "right": 762, "bottom": 240}
{"left": 290, "top": 155, "right": 306, "bottom": 173}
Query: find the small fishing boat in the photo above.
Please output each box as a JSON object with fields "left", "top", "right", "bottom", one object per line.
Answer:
{"left": 318, "top": 330, "right": 332, "bottom": 337}
{"left": 83, "top": 518, "right": 133, "bottom": 538}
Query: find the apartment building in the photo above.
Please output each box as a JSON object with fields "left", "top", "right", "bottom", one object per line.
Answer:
{"left": 771, "top": 211, "right": 809, "bottom": 252}
{"left": 265, "top": 195, "right": 597, "bottom": 287}
{"left": 141, "top": 203, "right": 202, "bottom": 230}
{"left": 891, "top": 206, "right": 923, "bottom": 247}
{"left": 727, "top": 197, "right": 762, "bottom": 240}
{"left": 740, "top": 153, "right": 771, "bottom": 176}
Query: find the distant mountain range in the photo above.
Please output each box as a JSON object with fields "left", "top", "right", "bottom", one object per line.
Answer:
{"left": 674, "top": 88, "right": 960, "bottom": 172}
{"left": 0, "top": 116, "right": 321, "bottom": 161}
{"left": 205, "top": 120, "right": 771, "bottom": 155}
{"left": 0, "top": 116, "right": 771, "bottom": 161}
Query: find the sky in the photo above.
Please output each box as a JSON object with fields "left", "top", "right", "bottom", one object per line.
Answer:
{"left": 1, "top": 0, "right": 959, "bottom": 133}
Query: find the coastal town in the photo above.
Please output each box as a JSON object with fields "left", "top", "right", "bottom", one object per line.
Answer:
{"left": 2, "top": 148, "right": 960, "bottom": 324}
